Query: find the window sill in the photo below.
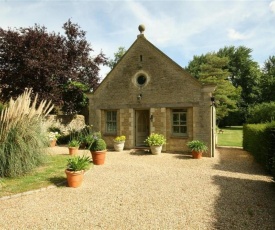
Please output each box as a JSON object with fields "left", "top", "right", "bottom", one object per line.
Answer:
{"left": 103, "top": 133, "right": 117, "bottom": 137}
{"left": 170, "top": 135, "right": 188, "bottom": 139}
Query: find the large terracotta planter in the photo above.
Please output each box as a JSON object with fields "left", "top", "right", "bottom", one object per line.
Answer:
{"left": 91, "top": 150, "right": 106, "bottom": 165}
{"left": 192, "top": 151, "right": 203, "bottom": 159}
{"left": 68, "top": 147, "right": 79, "bottom": 155}
{"left": 150, "top": 145, "right": 163, "bottom": 155}
{"left": 65, "top": 169, "right": 84, "bottom": 188}
{"left": 113, "top": 142, "right": 125, "bottom": 151}
{"left": 49, "top": 140, "right": 56, "bottom": 147}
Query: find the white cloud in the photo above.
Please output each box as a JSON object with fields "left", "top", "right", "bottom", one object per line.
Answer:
{"left": 270, "top": 1, "right": 275, "bottom": 13}
{"left": 227, "top": 28, "right": 248, "bottom": 41}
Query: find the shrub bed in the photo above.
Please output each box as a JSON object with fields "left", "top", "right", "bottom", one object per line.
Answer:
{"left": 243, "top": 122, "right": 275, "bottom": 179}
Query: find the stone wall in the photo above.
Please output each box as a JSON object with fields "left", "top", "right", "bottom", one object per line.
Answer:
{"left": 88, "top": 34, "right": 216, "bottom": 156}
{"left": 46, "top": 115, "right": 86, "bottom": 134}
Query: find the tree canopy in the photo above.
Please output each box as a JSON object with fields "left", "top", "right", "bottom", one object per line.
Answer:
{"left": 187, "top": 53, "right": 241, "bottom": 122}
{"left": 259, "top": 56, "right": 275, "bottom": 103}
{"left": 107, "top": 46, "right": 126, "bottom": 70}
{"left": 0, "top": 19, "right": 107, "bottom": 114}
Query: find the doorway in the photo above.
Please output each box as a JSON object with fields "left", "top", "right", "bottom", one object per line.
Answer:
{"left": 135, "top": 110, "right": 150, "bottom": 147}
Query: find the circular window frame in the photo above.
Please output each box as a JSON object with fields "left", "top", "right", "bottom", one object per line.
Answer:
{"left": 132, "top": 71, "right": 150, "bottom": 88}
{"left": 136, "top": 75, "right": 147, "bottom": 86}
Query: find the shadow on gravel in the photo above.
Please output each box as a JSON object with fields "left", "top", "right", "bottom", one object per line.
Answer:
{"left": 129, "top": 149, "right": 151, "bottom": 156}
{"left": 213, "top": 175, "right": 275, "bottom": 229}
{"left": 214, "top": 147, "right": 268, "bottom": 176}
{"left": 213, "top": 147, "right": 275, "bottom": 229}
{"left": 48, "top": 176, "right": 67, "bottom": 187}
{"left": 173, "top": 153, "right": 193, "bottom": 160}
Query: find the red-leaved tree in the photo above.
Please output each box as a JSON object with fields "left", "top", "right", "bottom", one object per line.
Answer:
{"left": 0, "top": 19, "right": 107, "bottom": 113}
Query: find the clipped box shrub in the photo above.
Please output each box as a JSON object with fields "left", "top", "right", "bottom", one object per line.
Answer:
{"left": 243, "top": 122, "right": 275, "bottom": 179}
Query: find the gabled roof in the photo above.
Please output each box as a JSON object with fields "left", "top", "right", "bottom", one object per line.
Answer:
{"left": 93, "top": 29, "right": 202, "bottom": 94}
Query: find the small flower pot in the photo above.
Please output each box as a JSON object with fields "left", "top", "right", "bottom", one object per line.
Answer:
{"left": 65, "top": 170, "right": 84, "bottom": 188}
{"left": 91, "top": 150, "right": 106, "bottom": 165}
{"left": 113, "top": 142, "right": 125, "bottom": 151}
{"left": 49, "top": 140, "right": 56, "bottom": 147}
{"left": 192, "top": 151, "right": 203, "bottom": 159}
{"left": 68, "top": 147, "right": 79, "bottom": 155}
{"left": 150, "top": 145, "right": 163, "bottom": 155}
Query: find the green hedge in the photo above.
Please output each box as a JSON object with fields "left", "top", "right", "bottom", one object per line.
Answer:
{"left": 243, "top": 122, "right": 275, "bottom": 180}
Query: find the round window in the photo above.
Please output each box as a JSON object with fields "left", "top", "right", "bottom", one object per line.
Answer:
{"left": 137, "top": 75, "right": 147, "bottom": 86}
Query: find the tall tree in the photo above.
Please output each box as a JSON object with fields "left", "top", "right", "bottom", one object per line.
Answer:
{"left": 259, "top": 56, "right": 275, "bottom": 102}
{"left": 107, "top": 46, "right": 126, "bottom": 70}
{"left": 0, "top": 19, "right": 107, "bottom": 114}
{"left": 217, "top": 46, "right": 261, "bottom": 106}
{"left": 195, "top": 53, "right": 241, "bottom": 122}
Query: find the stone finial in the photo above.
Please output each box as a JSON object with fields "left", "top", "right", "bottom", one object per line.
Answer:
{"left": 138, "top": 24, "right": 145, "bottom": 34}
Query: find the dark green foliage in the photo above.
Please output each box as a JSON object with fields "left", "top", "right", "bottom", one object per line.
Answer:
{"left": 259, "top": 56, "right": 275, "bottom": 103}
{"left": 219, "top": 110, "right": 245, "bottom": 127}
{"left": 66, "top": 155, "right": 91, "bottom": 171}
{"left": 0, "top": 118, "right": 48, "bottom": 177}
{"left": 62, "top": 81, "right": 89, "bottom": 114}
{"left": 243, "top": 122, "right": 275, "bottom": 179}
{"left": 89, "top": 138, "right": 106, "bottom": 151}
{"left": 57, "top": 134, "right": 70, "bottom": 145}
{"left": 247, "top": 102, "right": 275, "bottom": 124}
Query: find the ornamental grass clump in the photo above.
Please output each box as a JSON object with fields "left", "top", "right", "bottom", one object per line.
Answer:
{"left": 0, "top": 89, "right": 54, "bottom": 177}
{"left": 66, "top": 155, "right": 91, "bottom": 172}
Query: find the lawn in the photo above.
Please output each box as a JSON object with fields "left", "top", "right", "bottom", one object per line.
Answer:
{"left": 0, "top": 154, "right": 72, "bottom": 197}
{"left": 217, "top": 126, "right": 243, "bottom": 147}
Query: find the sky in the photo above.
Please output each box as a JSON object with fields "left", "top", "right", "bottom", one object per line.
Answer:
{"left": 1, "top": 0, "right": 275, "bottom": 78}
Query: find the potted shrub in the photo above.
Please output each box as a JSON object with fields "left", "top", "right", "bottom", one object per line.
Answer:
{"left": 68, "top": 139, "right": 81, "bottom": 155}
{"left": 48, "top": 131, "right": 61, "bottom": 147}
{"left": 145, "top": 133, "right": 166, "bottom": 155}
{"left": 89, "top": 138, "right": 107, "bottom": 165}
{"left": 65, "top": 155, "right": 91, "bottom": 188}
{"left": 113, "top": 135, "right": 126, "bottom": 151}
{"left": 186, "top": 140, "right": 208, "bottom": 159}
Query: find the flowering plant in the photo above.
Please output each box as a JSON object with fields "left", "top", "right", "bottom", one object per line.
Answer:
{"left": 48, "top": 132, "right": 61, "bottom": 141}
{"left": 145, "top": 133, "right": 166, "bottom": 146}
{"left": 114, "top": 135, "right": 126, "bottom": 143}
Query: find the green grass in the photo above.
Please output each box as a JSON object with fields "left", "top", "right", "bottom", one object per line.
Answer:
{"left": 217, "top": 126, "right": 243, "bottom": 147}
{"left": 0, "top": 154, "right": 74, "bottom": 197}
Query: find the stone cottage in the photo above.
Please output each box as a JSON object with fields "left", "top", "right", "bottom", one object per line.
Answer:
{"left": 88, "top": 25, "right": 216, "bottom": 157}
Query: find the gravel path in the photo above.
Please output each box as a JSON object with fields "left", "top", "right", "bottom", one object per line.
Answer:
{"left": 1, "top": 147, "right": 275, "bottom": 230}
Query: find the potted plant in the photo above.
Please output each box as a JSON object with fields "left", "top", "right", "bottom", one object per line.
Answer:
{"left": 145, "top": 133, "right": 166, "bottom": 155}
{"left": 89, "top": 138, "right": 107, "bottom": 165}
{"left": 113, "top": 135, "right": 126, "bottom": 151}
{"left": 48, "top": 131, "right": 61, "bottom": 147}
{"left": 186, "top": 140, "right": 208, "bottom": 159}
{"left": 68, "top": 139, "right": 81, "bottom": 155}
{"left": 65, "top": 155, "right": 91, "bottom": 188}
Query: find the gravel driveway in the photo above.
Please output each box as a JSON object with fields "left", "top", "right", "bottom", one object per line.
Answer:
{"left": 1, "top": 147, "right": 275, "bottom": 230}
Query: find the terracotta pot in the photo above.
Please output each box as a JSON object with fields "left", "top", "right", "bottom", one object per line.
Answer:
{"left": 68, "top": 147, "right": 79, "bottom": 155}
{"left": 192, "top": 151, "right": 202, "bottom": 159}
{"left": 91, "top": 150, "right": 106, "bottom": 165}
{"left": 113, "top": 142, "right": 125, "bottom": 151}
{"left": 150, "top": 145, "right": 162, "bottom": 155}
{"left": 65, "top": 169, "right": 84, "bottom": 188}
{"left": 49, "top": 140, "right": 56, "bottom": 147}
